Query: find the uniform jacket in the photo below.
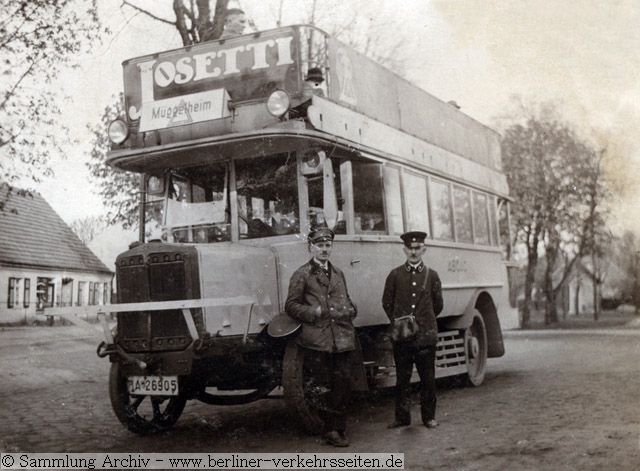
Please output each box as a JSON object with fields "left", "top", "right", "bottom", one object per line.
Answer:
{"left": 285, "top": 259, "right": 357, "bottom": 352}
{"left": 382, "top": 262, "right": 443, "bottom": 346}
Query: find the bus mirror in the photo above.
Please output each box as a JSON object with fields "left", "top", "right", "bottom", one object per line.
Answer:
{"left": 301, "top": 149, "right": 326, "bottom": 176}
{"left": 323, "top": 158, "right": 338, "bottom": 229}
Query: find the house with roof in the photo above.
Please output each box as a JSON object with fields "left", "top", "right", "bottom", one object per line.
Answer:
{"left": 1, "top": 184, "right": 113, "bottom": 325}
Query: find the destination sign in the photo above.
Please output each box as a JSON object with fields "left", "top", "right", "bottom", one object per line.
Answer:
{"left": 139, "top": 89, "right": 231, "bottom": 132}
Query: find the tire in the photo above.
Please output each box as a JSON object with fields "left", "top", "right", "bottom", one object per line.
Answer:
{"left": 109, "top": 362, "right": 187, "bottom": 435}
{"left": 282, "top": 340, "right": 324, "bottom": 435}
{"left": 463, "top": 311, "right": 488, "bottom": 386}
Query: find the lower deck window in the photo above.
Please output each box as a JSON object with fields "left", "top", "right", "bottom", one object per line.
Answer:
{"left": 352, "top": 162, "right": 385, "bottom": 233}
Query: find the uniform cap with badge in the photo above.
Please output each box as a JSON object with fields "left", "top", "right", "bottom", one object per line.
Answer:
{"left": 308, "top": 226, "right": 335, "bottom": 244}
{"left": 400, "top": 231, "right": 427, "bottom": 248}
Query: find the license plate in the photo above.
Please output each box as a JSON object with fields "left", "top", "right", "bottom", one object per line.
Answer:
{"left": 127, "top": 376, "right": 179, "bottom": 396}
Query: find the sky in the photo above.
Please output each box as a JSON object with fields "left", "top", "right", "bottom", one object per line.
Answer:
{"left": 28, "top": 0, "right": 640, "bottom": 262}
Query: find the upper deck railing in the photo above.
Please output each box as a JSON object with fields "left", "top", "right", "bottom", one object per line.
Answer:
{"left": 112, "top": 25, "right": 502, "bottom": 173}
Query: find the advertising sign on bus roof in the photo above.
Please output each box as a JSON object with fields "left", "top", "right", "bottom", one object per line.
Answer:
{"left": 122, "top": 28, "right": 302, "bottom": 132}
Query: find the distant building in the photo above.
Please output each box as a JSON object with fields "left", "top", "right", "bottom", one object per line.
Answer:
{"left": 0, "top": 184, "right": 113, "bottom": 325}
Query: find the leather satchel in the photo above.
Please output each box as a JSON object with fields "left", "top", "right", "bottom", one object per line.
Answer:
{"left": 390, "top": 314, "right": 418, "bottom": 342}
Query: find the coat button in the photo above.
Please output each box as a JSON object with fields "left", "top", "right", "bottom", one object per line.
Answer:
{"left": 412, "top": 282, "right": 417, "bottom": 286}
{"left": 411, "top": 305, "right": 415, "bottom": 309}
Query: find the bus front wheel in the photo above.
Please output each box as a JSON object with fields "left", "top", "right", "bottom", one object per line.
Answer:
{"left": 282, "top": 339, "right": 324, "bottom": 435}
{"left": 109, "top": 362, "right": 187, "bottom": 434}
{"left": 463, "top": 311, "right": 488, "bottom": 386}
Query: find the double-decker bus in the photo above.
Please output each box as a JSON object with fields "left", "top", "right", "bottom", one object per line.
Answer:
{"left": 97, "top": 25, "right": 518, "bottom": 434}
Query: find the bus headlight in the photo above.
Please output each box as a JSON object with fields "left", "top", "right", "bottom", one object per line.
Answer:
{"left": 108, "top": 119, "right": 129, "bottom": 145}
{"left": 266, "top": 90, "right": 291, "bottom": 117}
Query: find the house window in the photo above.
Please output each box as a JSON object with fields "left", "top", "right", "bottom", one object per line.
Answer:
{"left": 89, "top": 282, "right": 95, "bottom": 305}
{"left": 78, "top": 282, "right": 85, "bottom": 306}
{"left": 94, "top": 282, "right": 101, "bottom": 305}
{"left": 36, "top": 277, "right": 54, "bottom": 309}
{"left": 8, "top": 277, "right": 20, "bottom": 308}
{"left": 103, "top": 283, "right": 110, "bottom": 304}
{"left": 23, "top": 279, "right": 30, "bottom": 308}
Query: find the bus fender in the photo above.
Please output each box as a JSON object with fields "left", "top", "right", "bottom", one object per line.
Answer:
{"left": 267, "top": 312, "right": 302, "bottom": 338}
{"left": 440, "top": 289, "right": 505, "bottom": 358}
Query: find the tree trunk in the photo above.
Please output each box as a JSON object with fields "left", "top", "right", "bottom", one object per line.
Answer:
{"left": 592, "top": 279, "right": 599, "bottom": 322}
{"left": 544, "top": 251, "right": 559, "bottom": 325}
{"left": 521, "top": 228, "right": 541, "bottom": 328}
{"left": 573, "top": 276, "right": 580, "bottom": 317}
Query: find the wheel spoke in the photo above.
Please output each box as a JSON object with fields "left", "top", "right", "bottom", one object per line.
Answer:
{"left": 131, "top": 395, "right": 144, "bottom": 411}
{"left": 151, "top": 398, "right": 162, "bottom": 419}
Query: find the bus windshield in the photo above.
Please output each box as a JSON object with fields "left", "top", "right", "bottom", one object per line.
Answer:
{"left": 164, "top": 153, "right": 299, "bottom": 243}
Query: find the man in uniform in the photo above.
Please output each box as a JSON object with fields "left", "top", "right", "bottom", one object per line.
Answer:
{"left": 285, "top": 227, "right": 357, "bottom": 447}
{"left": 382, "top": 231, "right": 443, "bottom": 429}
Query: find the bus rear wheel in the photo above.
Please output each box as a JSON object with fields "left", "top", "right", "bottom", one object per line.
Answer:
{"left": 463, "top": 312, "right": 488, "bottom": 386}
{"left": 109, "top": 362, "right": 187, "bottom": 435}
{"left": 282, "top": 340, "right": 324, "bottom": 435}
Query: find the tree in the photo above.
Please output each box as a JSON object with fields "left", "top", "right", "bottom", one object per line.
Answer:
{"left": 87, "top": 95, "right": 141, "bottom": 230}
{"left": 501, "top": 101, "right": 611, "bottom": 325}
{"left": 70, "top": 215, "right": 107, "bottom": 245}
{"left": 121, "top": 0, "right": 229, "bottom": 46}
{"left": 0, "top": 0, "right": 104, "bottom": 187}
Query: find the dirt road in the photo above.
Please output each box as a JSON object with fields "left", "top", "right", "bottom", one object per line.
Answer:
{"left": 1, "top": 324, "right": 639, "bottom": 470}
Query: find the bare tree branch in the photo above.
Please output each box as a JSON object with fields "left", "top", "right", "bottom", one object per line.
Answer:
{"left": 121, "top": 0, "right": 176, "bottom": 26}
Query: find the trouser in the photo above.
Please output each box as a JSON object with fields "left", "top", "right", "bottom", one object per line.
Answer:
{"left": 304, "top": 349, "right": 353, "bottom": 433}
{"left": 393, "top": 341, "right": 436, "bottom": 424}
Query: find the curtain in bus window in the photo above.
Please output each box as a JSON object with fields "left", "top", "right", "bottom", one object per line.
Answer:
{"left": 472, "top": 192, "right": 490, "bottom": 245}
{"left": 383, "top": 166, "right": 403, "bottom": 235}
{"left": 453, "top": 186, "right": 473, "bottom": 243}
{"left": 166, "top": 164, "right": 230, "bottom": 243}
{"left": 352, "top": 162, "right": 385, "bottom": 233}
{"left": 403, "top": 171, "right": 429, "bottom": 233}
{"left": 307, "top": 158, "right": 344, "bottom": 232}
{"left": 430, "top": 179, "right": 453, "bottom": 241}
{"left": 235, "top": 154, "right": 299, "bottom": 239}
